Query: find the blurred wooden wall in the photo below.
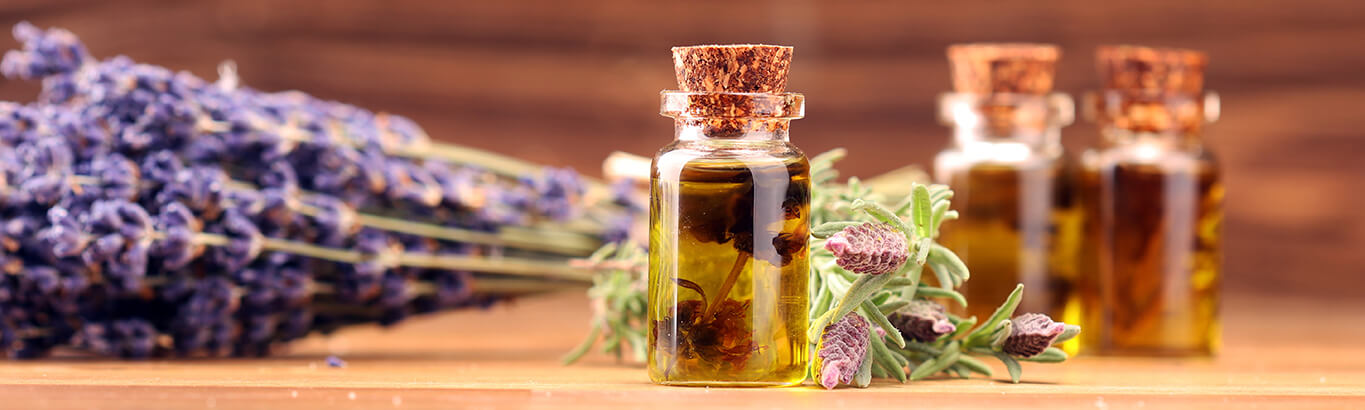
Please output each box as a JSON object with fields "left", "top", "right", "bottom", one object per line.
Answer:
{"left": 2, "top": 0, "right": 1362, "bottom": 298}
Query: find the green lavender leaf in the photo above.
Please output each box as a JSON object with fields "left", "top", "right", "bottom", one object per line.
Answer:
{"left": 1020, "top": 347, "right": 1069, "bottom": 363}
{"left": 956, "top": 355, "right": 994, "bottom": 377}
{"left": 902, "top": 342, "right": 942, "bottom": 357}
{"left": 914, "top": 237, "right": 933, "bottom": 266}
{"left": 854, "top": 345, "right": 875, "bottom": 388}
{"left": 930, "top": 261, "right": 955, "bottom": 290}
{"left": 808, "top": 268, "right": 900, "bottom": 339}
{"left": 989, "top": 320, "right": 1014, "bottom": 351}
{"left": 912, "top": 184, "right": 932, "bottom": 239}
{"left": 945, "top": 316, "right": 977, "bottom": 340}
{"left": 870, "top": 361, "right": 889, "bottom": 380}
{"left": 928, "top": 184, "right": 953, "bottom": 205}
{"left": 995, "top": 353, "right": 1023, "bottom": 384}
{"left": 813, "top": 221, "right": 862, "bottom": 239}
{"left": 885, "top": 277, "right": 918, "bottom": 288}
{"left": 914, "top": 285, "right": 968, "bottom": 308}
{"left": 877, "top": 299, "right": 912, "bottom": 316}
{"left": 851, "top": 199, "right": 915, "bottom": 241}
{"left": 966, "top": 284, "right": 1024, "bottom": 346}
{"left": 861, "top": 300, "right": 906, "bottom": 348}
{"left": 927, "top": 244, "right": 970, "bottom": 284}
{"left": 869, "top": 331, "right": 907, "bottom": 382}
{"left": 1055, "top": 324, "right": 1083, "bottom": 344}
{"left": 909, "top": 341, "right": 960, "bottom": 381}
{"left": 929, "top": 201, "right": 951, "bottom": 237}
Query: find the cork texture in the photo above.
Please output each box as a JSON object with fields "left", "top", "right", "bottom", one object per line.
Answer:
{"left": 1092, "top": 45, "right": 1211, "bottom": 135}
{"left": 666, "top": 44, "right": 798, "bottom": 138}
{"left": 1097, "top": 46, "right": 1207, "bottom": 94}
{"left": 672, "top": 45, "right": 792, "bottom": 93}
{"left": 947, "top": 43, "right": 1059, "bottom": 95}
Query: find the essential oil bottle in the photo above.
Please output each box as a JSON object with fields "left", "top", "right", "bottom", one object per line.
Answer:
{"left": 932, "top": 44, "right": 1081, "bottom": 342}
{"left": 1078, "top": 46, "right": 1223, "bottom": 356}
{"left": 647, "top": 45, "right": 810, "bottom": 386}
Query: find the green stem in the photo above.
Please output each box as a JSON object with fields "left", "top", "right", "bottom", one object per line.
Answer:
{"left": 703, "top": 252, "right": 751, "bottom": 319}
{"left": 193, "top": 233, "right": 593, "bottom": 283}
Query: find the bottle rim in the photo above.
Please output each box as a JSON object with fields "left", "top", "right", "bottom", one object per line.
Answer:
{"left": 660, "top": 91, "right": 804, "bottom": 120}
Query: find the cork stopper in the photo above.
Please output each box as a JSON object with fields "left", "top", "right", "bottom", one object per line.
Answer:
{"left": 1090, "top": 45, "right": 1214, "bottom": 136}
{"left": 672, "top": 45, "right": 792, "bottom": 93}
{"left": 663, "top": 45, "right": 801, "bottom": 139}
{"left": 947, "top": 43, "right": 1060, "bottom": 95}
{"left": 1097, "top": 46, "right": 1207, "bottom": 94}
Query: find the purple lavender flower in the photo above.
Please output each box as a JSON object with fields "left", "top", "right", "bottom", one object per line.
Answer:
{"left": 165, "top": 276, "right": 236, "bottom": 356}
{"left": 88, "top": 154, "right": 139, "bottom": 201}
{"left": 0, "top": 22, "right": 89, "bottom": 80}
{"left": 817, "top": 313, "right": 871, "bottom": 389}
{"left": 208, "top": 209, "right": 264, "bottom": 272}
{"left": 152, "top": 202, "right": 203, "bottom": 270}
{"left": 888, "top": 300, "right": 956, "bottom": 343}
{"left": 139, "top": 150, "right": 184, "bottom": 188}
{"left": 823, "top": 222, "right": 908, "bottom": 275}
{"left": 1003, "top": 313, "right": 1067, "bottom": 358}
{"left": 78, "top": 319, "right": 157, "bottom": 358}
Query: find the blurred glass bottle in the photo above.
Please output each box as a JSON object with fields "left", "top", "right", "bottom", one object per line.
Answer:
{"left": 1078, "top": 46, "right": 1222, "bottom": 356}
{"left": 933, "top": 44, "right": 1081, "bottom": 352}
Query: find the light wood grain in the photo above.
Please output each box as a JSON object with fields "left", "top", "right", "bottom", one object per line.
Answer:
{"left": 0, "top": 290, "right": 1361, "bottom": 409}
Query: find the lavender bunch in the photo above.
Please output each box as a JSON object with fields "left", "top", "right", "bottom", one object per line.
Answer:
{"left": 0, "top": 23, "right": 623, "bottom": 359}
{"left": 1, "top": 22, "right": 606, "bottom": 241}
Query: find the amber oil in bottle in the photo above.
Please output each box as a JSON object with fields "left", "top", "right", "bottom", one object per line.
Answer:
{"left": 1078, "top": 46, "right": 1223, "bottom": 356}
{"left": 932, "top": 44, "right": 1082, "bottom": 353}
{"left": 648, "top": 45, "right": 810, "bottom": 386}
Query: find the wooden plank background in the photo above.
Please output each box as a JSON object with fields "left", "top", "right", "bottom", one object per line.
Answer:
{"left": 1, "top": 0, "right": 1362, "bottom": 299}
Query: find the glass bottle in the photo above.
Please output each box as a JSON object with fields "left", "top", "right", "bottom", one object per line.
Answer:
{"left": 1078, "top": 46, "right": 1222, "bottom": 356}
{"left": 647, "top": 45, "right": 810, "bottom": 386}
{"left": 933, "top": 44, "right": 1081, "bottom": 348}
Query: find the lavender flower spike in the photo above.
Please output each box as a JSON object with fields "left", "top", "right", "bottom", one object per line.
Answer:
{"left": 816, "top": 313, "right": 870, "bottom": 389}
{"left": 1002, "top": 313, "right": 1067, "bottom": 358}
{"left": 823, "top": 222, "right": 908, "bottom": 275}
{"left": 888, "top": 300, "right": 956, "bottom": 343}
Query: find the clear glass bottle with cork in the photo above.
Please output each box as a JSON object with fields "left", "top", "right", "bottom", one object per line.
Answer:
{"left": 1078, "top": 46, "right": 1223, "bottom": 356}
{"left": 932, "top": 44, "right": 1081, "bottom": 348}
{"left": 647, "top": 45, "right": 811, "bottom": 386}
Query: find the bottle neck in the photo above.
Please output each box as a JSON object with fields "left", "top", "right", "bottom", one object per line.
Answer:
{"left": 1086, "top": 90, "right": 1219, "bottom": 150}
{"left": 939, "top": 92, "right": 1072, "bottom": 153}
{"left": 675, "top": 119, "right": 791, "bottom": 142}
{"left": 661, "top": 91, "right": 803, "bottom": 143}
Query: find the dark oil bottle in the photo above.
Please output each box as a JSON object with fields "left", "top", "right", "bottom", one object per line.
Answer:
{"left": 932, "top": 45, "right": 1081, "bottom": 352}
{"left": 648, "top": 45, "right": 810, "bottom": 386}
{"left": 1078, "top": 46, "right": 1223, "bottom": 356}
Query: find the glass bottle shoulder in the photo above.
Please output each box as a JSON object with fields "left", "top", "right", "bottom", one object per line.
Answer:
{"left": 653, "top": 140, "right": 809, "bottom": 182}
{"left": 934, "top": 142, "right": 1069, "bottom": 180}
{"left": 1080, "top": 143, "right": 1219, "bottom": 178}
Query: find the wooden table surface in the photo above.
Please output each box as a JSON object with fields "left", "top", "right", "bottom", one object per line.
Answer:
{"left": 0, "top": 290, "right": 1361, "bottom": 409}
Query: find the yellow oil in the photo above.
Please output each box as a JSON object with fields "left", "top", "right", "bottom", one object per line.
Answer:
{"left": 647, "top": 154, "right": 810, "bottom": 386}
{"left": 1079, "top": 155, "right": 1222, "bottom": 356}
{"left": 937, "top": 159, "right": 1082, "bottom": 354}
